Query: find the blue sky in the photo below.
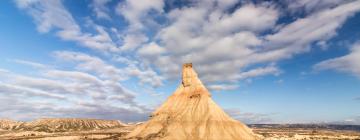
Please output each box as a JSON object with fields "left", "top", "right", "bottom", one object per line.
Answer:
{"left": 0, "top": 0, "right": 360, "bottom": 124}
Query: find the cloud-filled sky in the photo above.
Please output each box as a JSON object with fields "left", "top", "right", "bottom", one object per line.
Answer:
{"left": 0, "top": 0, "right": 360, "bottom": 124}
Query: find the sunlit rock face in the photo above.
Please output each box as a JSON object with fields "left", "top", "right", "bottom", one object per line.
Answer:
{"left": 0, "top": 119, "right": 23, "bottom": 130}
{"left": 126, "top": 63, "right": 257, "bottom": 140}
{"left": 19, "top": 118, "right": 124, "bottom": 132}
{"left": 0, "top": 118, "right": 124, "bottom": 132}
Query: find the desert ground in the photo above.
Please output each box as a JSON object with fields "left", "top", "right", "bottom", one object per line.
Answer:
{"left": 1, "top": 123, "right": 359, "bottom": 140}
{"left": 251, "top": 124, "right": 360, "bottom": 140}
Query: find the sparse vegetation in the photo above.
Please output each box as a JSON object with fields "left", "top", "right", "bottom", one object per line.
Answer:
{"left": 250, "top": 124, "right": 360, "bottom": 140}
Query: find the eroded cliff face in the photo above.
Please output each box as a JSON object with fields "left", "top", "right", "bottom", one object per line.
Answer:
{"left": 20, "top": 118, "right": 124, "bottom": 132}
{"left": 0, "top": 118, "right": 124, "bottom": 132}
{"left": 0, "top": 119, "right": 23, "bottom": 130}
{"left": 126, "top": 63, "right": 258, "bottom": 140}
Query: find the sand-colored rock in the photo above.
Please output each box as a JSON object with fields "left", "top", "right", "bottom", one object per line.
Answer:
{"left": 0, "top": 119, "right": 23, "bottom": 130}
{"left": 11, "top": 118, "right": 124, "bottom": 132}
{"left": 126, "top": 63, "right": 258, "bottom": 140}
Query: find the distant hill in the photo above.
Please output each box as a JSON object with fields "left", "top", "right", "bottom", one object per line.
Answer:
{"left": 248, "top": 124, "right": 360, "bottom": 132}
{"left": 0, "top": 119, "right": 23, "bottom": 130}
{"left": 0, "top": 118, "right": 125, "bottom": 132}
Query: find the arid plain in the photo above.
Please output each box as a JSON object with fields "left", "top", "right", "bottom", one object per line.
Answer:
{"left": 1, "top": 118, "right": 360, "bottom": 140}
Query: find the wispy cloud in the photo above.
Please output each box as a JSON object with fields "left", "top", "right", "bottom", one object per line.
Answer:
{"left": 135, "top": 0, "right": 360, "bottom": 86}
{"left": 0, "top": 95, "right": 149, "bottom": 122}
{"left": 314, "top": 43, "right": 360, "bottom": 78}
{"left": 286, "top": 0, "right": 347, "bottom": 14}
{"left": 208, "top": 84, "right": 239, "bottom": 91}
{"left": 91, "top": 0, "right": 111, "bottom": 20}
{"left": 15, "top": 0, "right": 120, "bottom": 52}
{"left": 6, "top": 0, "right": 360, "bottom": 122}
{"left": 14, "top": 0, "right": 360, "bottom": 88}
{"left": 264, "top": 1, "right": 360, "bottom": 59}
{"left": 226, "top": 109, "right": 276, "bottom": 124}
{"left": 12, "top": 59, "right": 49, "bottom": 69}
{"left": 116, "top": 0, "right": 164, "bottom": 31}
{"left": 54, "top": 51, "right": 163, "bottom": 87}
{"left": 0, "top": 57, "right": 151, "bottom": 121}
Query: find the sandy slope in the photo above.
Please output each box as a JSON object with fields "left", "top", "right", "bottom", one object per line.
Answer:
{"left": 126, "top": 63, "right": 258, "bottom": 140}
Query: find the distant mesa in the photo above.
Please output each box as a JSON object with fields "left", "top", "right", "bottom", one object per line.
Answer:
{"left": 0, "top": 118, "right": 125, "bottom": 132}
{"left": 0, "top": 119, "right": 23, "bottom": 130}
{"left": 126, "top": 63, "right": 258, "bottom": 140}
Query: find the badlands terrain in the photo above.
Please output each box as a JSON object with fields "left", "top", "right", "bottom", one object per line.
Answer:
{"left": 0, "top": 118, "right": 132, "bottom": 140}
{"left": 0, "top": 118, "right": 360, "bottom": 140}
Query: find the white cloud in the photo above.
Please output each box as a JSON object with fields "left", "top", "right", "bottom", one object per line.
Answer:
{"left": 120, "top": 33, "right": 148, "bottom": 51}
{"left": 0, "top": 96, "right": 149, "bottom": 122}
{"left": 0, "top": 68, "right": 10, "bottom": 74}
{"left": 115, "top": 0, "right": 165, "bottom": 51}
{"left": 286, "top": 0, "right": 347, "bottom": 14}
{"left": 149, "top": 1, "right": 360, "bottom": 86}
{"left": 226, "top": 109, "right": 275, "bottom": 124}
{"left": 137, "top": 42, "right": 166, "bottom": 57}
{"left": 16, "top": 0, "right": 120, "bottom": 52}
{"left": 235, "top": 65, "right": 281, "bottom": 80}
{"left": 264, "top": 1, "right": 360, "bottom": 60}
{"left": 206, "top": 4, "right": 279, "bottom": 33}
{"left": 14, "top": 0, "right": 360, "bottom": 91}
{"left": 12, "top": 59, "right": 49, "bottom": 69}
{"left": 125, "top": 64, "right": 164, "bottom": 87}
{"left": 0, "top": 83, "right": 66, "bottom": 100}
{"left": 314, "top": 43, "right": 360, "bottom": 77}
{"left": 54, "top": 51, "right": 163, "bottom": 87}
{"left": 91, "top": 0, "right": 111, "bottom": 20}
{"left": 0, "top": 59, "right": 152, "bottom": 121}
{"left": 56, "top": 23, "right": 120, "bottom": 52}
{"left": 44, "top": 70, "right": 104, "bottom": 89}
{"left": 148, "top": 2, "right": 279, "bottom": 83}
{"left": 15, "top": 0, "right": 79, "bottom": 33}
{"left": 8, "top": 0, "right": 360, "bottom": 122}
{"left": 208, "top": 84, "right": 239, "bottom": 91}
{"left": 54, "top": 51, "right": 127, "bottom": 81}
{"left": 1, "top": 68, "right": 138, "bottom": 105}
{"left": 116, "top": 0, "right": 164, "bottom": 30}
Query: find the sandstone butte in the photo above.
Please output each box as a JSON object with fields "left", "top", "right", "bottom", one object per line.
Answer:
{"left": 126, "top": 63, "right": 258, "bottom": 140}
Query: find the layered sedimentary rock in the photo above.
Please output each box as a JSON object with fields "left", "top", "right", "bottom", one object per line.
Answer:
{"left": 0, "top": 118, "right": 124, "bottom": 132}
{"left": 18, "top": 118, "right": 123, "bottom": 132}
{"left": 127, "top": 63, "right": 257, "bottom": 140}
{"left": 0, "top": 119, "right": 23, "bottom": 130}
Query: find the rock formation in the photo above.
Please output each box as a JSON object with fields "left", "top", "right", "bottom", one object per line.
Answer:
{"left": 126, "top": 63, "right": 257, "bottom": 140}
{"left": 17, "top": 118, "right": 124, "bottom": 132}
{"left": 0, "top": 119, "right": 23, "bottom": 130}
{"left": 0, "top": 118, "right": 124, "bottom": 132}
